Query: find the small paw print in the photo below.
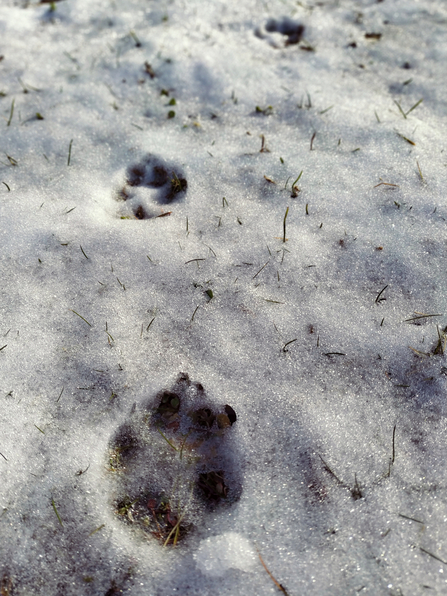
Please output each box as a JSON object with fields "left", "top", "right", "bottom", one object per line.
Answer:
{"left": 116, "top": 154, "right": 187, "bottom": 219}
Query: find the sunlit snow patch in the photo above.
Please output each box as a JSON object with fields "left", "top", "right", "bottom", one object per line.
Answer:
{"left": 194, "top": 532, "right": 256, "bottom": 577}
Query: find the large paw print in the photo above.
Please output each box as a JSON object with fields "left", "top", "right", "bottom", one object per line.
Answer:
{"left": 108, "top": 373, "right": 241, "bottom": 546}
{"left": 255, "top": 17, "right": 305, "bottom": 49}
{"left": 116, "top": 154, "right": 187, "bottom": 219}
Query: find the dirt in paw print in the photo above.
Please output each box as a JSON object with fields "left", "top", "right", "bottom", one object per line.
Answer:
{"left": 116, "top": 154, "right": 187, "bottom": 219}
{"left": 108, "top": 373, "right": 241, "bottom": 546}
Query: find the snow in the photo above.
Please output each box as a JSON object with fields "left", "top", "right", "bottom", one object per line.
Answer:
{"left": 1, "top": 0, "right": 447, "bottom": 593}
{"left": 194, "top": 532, "right": 257, "bottom": 577}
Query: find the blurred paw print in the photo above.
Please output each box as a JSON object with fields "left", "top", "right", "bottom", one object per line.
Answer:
{"left": 255, "top": 17, "right": 305, "bottom": 49}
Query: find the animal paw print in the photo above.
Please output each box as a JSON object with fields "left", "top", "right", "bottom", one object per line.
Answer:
{"left": 116, "top": 154, "right": 187, "bottom": 219}
{"left": 108, "top": 373, "right": 240, "bottom": 546}
{"left": 255, "top": 17, "right": 305, "bottom": 49}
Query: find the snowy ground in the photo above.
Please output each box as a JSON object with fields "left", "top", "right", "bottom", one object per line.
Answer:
{"left": 1, "top": 0, "right": 447, "bottom": 594}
